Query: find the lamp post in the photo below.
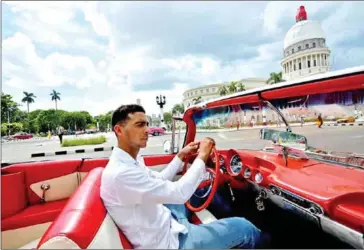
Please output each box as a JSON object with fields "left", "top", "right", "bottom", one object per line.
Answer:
{"left": 156, "top": 94, "right": 166, "bottom": 129}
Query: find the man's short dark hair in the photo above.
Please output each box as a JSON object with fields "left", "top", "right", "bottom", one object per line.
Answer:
{"left": 111, "top": 104, "right": 145, "bottom": 130}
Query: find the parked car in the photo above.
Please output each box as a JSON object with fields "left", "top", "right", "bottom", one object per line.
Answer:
{"left": 336, "top": 116, "right": 356, "bottom": 123}
{"left": 10, "top": 132, "right": 33, "bottom": 140}
{"left": 147, "top": 127, "right": 165, "bottom": 136}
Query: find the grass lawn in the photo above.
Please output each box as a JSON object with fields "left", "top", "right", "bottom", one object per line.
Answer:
{"left": 62, "top": 135, "right": 107, "bottom": 147}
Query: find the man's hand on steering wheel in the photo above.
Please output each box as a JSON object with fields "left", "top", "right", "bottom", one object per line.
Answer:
{"left": 196, "top": 137, "right": 215, "bottom": 163}
{"left": 177, "top": 141, "right": 200, "bottom": 161}
{"left": 183, "top": 137, "right": 219, "bottom": 212}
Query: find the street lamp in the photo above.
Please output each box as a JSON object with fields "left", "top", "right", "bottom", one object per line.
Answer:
{"left": 156, "top": 94, "right": 166, "bottom": 129}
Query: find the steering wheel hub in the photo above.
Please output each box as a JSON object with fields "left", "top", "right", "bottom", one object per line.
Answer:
{"left": 183, "top": 145, "right": 221, "bottom": 212}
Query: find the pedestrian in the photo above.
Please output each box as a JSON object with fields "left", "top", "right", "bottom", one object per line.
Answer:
{"left": 317, "top": 114, "right": 323, "bottom": 128}
{"left": 56, "top": 125, "right": 65, "bottom": 144}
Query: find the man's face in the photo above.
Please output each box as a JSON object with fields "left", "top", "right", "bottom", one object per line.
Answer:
{"left": 115, "top": 112, "right": 149, "bottom": 148}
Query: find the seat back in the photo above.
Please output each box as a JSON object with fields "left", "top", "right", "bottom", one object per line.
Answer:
{"left": 36, "top": 167, "right": 133, "bottom": 249}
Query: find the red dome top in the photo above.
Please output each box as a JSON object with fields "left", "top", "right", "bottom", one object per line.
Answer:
{"left": 296, "top": 6, "right": 307, "bottom": 22}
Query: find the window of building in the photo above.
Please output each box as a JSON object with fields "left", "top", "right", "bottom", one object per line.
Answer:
{"left": 206, "top": 88, "right": 209, "bottom": 93}
{"left": 200, "top": 89, "right": 203, "bottom": 93}
{"left": 298, "top": 46, "right": 301, "bottom": 50}
{"left": 294, "top": 64, "right": 296, "bottom": 71}
{"left": 308, "top": 60, "right": 311, "bottom": 68}
{"left": 299, "top": 62, "right": 302, "bottom": 70}
{"left": 306, "top": 44, "right": 309, "bottom": 49}
{"left": 313, "top": 42, "right": 316, "bottom": 47}
{"left": 314, "top": 60, "right": 316, "bottom": 67}
{"left": 292, "top": 48, "right": 294, "bottom": 53}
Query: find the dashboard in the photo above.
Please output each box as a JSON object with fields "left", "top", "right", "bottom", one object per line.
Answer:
{"left": 205, "top": 149, "right": 364, "bottom": 249}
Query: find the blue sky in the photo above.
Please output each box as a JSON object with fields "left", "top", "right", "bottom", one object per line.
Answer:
{"left": 2, "top": 1, "right": 364, "bottom": 116}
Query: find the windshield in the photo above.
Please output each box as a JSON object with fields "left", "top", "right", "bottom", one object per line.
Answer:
{"left": 192, "top": 88, "right": 364, "bottom": 166}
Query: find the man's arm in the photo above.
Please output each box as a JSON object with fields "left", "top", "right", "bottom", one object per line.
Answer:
{"left": 143, "top": 142, "right": 199, "bottom": 181}
{"left": 143, "top": 152, "right": 185, "bottom": 181}
{"left": 116, "top": 153, "right": 208, "bottom": 205}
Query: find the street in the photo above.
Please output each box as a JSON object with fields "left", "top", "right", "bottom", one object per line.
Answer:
{"left": 2, "top": 124, "right": 364, "bottom": 164}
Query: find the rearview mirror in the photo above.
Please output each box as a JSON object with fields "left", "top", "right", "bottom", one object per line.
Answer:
{"left": 259, "top": 128, "right": 308, "bottom": 150}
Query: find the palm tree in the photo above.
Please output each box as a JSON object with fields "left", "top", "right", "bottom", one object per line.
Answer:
{"left": 50, "top": 89, "right": 61, "bottom": 110}
{"left": 235, "top": 82, "right": 246, "bottom": 92}
{"left": 266, "top": 72, "right": 284, "bottom": 84}
{"left": 228, "top": 81, "right": 238, "bottom": 93}
{"left": 21, "top": 92, "right": 36, "bottom": 115}
{"left": 219, "top": 81, "right": 246, "bottom": 96}
{"left": 22, "top": 92, "right": 36, "bottom": 133}
{"left": 218, "top": 85, "right": 228, "bottom": 96}
{"left": 172, "top": 103, "right": 185, "bottom": 115}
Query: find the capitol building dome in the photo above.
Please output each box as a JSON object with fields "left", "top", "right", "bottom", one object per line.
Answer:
{"left": 281, "top": 6, "right": 331, "bottom": 81}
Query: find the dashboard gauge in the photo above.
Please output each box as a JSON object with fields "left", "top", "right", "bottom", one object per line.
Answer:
{"left": 211, "top": 155, "right": 226, "bottom": 173}
{"left": 229, "top": 154, "right": 243, "bottom": 175}
{"left": 244, "top": 168, "right": 251, "bottom": 178}
{"left": 212, "top": 155, "right": 225, "bottom": 165}
{"left": 254, "top": 172, "right": 263, "bottom": 183}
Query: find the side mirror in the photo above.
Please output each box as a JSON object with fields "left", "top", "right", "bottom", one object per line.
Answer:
{"left": 163, "top": 140, "right": 172, "bottom": 153}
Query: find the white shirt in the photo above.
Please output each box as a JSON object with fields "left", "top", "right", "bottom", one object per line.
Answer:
{"left": 100, "top": 146, "right": 206, "bottom": 249}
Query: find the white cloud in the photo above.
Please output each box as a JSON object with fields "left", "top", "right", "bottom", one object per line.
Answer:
{"left": 3, "top": 32, "right": 103, "bottom": 89}
{"left": 2, "top": 1, "right": 364, "bottom": 118}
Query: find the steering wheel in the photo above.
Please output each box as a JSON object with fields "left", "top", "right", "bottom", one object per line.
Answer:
{"left": 182, "top": 144, "right": 221, "bottom": 212}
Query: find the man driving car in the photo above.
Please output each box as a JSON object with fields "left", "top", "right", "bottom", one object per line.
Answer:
{"left": 100, "top": 104, "right": 269, "bottom": 249}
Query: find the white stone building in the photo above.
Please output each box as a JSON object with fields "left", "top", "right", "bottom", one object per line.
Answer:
{"left": 281, "top": 6, "right": 331, "bottom": 81}
{"left": 182, "top": 78, "right": 267, "bottom": 109}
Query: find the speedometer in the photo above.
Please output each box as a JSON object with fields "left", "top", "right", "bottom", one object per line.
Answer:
{"left": 229, "top": 154, "right": 243, "bottom": 175}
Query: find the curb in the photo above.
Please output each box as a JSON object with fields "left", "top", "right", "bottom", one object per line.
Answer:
{"left": 325, "top": 123, "right": 364, "bottom": 127}
{"left": 31, "top": 146, "right": 114, "bottom": 158}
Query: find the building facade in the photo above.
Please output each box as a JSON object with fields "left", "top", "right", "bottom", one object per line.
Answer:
{"left": 182, "top": 78, "right": 267, "bottom": 108}
{"left": 281, "top": 6, "right": 331, "bottom": 81}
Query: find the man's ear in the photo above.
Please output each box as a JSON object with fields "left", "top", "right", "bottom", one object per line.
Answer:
{"left": 114, "top": 124, "right": 123, "bottom": 137}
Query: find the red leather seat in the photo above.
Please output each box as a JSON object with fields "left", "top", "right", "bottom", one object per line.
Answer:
{"left": 36, "top": 167, "right": 217, "bottom": 249}
{"left": 2, "top": 199, "right": 68, "bottom": 231}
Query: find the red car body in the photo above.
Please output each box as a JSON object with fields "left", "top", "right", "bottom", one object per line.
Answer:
{"left": 11, "top": 132, "right": 33, "bottom": 140}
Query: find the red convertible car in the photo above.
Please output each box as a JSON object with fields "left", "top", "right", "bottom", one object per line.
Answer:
{"left": 1, "top": 66, "right": 364, "bottom": 249}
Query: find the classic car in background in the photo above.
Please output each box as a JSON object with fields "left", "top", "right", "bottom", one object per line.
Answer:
{"left": 9, "top": 132, "right": 33, "bottom": 140}
{"left": 147, "top": 126, "right": 166, "bottom": 136}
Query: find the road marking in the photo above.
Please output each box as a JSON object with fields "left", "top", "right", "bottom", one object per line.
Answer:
{"left": 351, "top": 135, "right": 364, "bottom": 138}
{"left": 218, "top": 133, "right": 228, "bottom": 140}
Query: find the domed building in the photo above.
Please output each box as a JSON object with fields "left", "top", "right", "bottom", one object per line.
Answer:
{"left": 182, "top": 78, "right": 267, "bottom": 108}
{"left": 281, "top": 6, "right": 331, "bottom": 81}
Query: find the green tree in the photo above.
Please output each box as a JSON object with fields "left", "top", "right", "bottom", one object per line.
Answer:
{"left": 1, "top": 93, "right": 20, "bottom": 122}
{"left": 171, "top": 103, "right": 185, "bottom": 115}
{"left": 94, "top": 111, "right": 112, "bottom": 132}
{"left": 163, "top": 112, "right": 172, "bottom": 129}
{"left": 218, "top": 81, "right": 246, "bottom": 96}
{"left": 218, "top": 85, "right": 227, "bottom": 96}
{"left": 22, "top": 92, "right": 37, "bottom": 132}
{"left": 36, "top": 109, "right": 64, "bottom": 132}
{"left": 266, "top": 72, "right": 284, "bottom": 84}
{"left": 22, "top": 92, "right": 36, "bottom": 115}
{"left": 50, "top": 89, "right": 61, "bottom": 110}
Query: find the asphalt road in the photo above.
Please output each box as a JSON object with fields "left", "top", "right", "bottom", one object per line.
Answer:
{"left": 2, "top": 124, "right": 364, "bottom": 165}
